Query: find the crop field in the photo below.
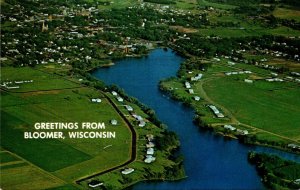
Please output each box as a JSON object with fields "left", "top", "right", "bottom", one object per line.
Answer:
{"left": 203, "top": 77, "right": 300, "bottom": 140}
{"left": 0, "top": 151, "right": 65, "bottom": 190}
{"left": 1, "top": 67, "right": 132, "bottom": 187}
{"left": 160, "top": 58, "right": 300, "bottom": 145}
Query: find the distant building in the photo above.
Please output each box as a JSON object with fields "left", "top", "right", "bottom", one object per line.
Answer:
{"left": 224, "top": 125, "right": 236, "bottom": 131}
{"left": 88, "top": 180, "right": 103, "bottom": 188}
{"left": 91, "top": 98, "right": 101, "bottom": 103}
{"left": 147, "top": 148, "right": 154, "bottom": 155}
{"left": 110, "top": 119, "right": 118, "bottom": 125}
{"left": 194, "top": 96, "right": 200, "bottom": 101}
{"left": 208, "top": 105, "right": 224, "bottom": 118}
{"left": 244, "top": 79, "right": 253, "bottom": 83}
{"left": 117, "top": 96, "right": 123, "bottom": 102}
{"left": 125, "top": 105, "right": 133, "bottom": 112}
{"left": 185, "top": 81, "right": 191, "bottom": 89}
{"left": 121, "top": 168, "right": 135, "bottom": 175}
{"left": 144, "top": 155, "right": 156, "bottom": 163}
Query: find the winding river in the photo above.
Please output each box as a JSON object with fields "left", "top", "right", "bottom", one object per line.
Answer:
{"left": 92, "top": 48, "right": 300, "bottom": 190}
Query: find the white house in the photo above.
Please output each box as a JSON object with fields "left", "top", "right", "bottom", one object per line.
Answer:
{"left": 147, "top": 148, "right": 154, "bottom": 155}
{"left": 117, "top": 96, "right": 123, "bottom": 102}
{"left": 185, "top": 82, "right": 191, "bottom": 89}
{"left": 244, "top": 79, "right": 253, "bottom": 83}
{"left": 88, "top": 180, "right": 103, "bottom": 188}
{"left": 125, "top": 105, "right": 133, "bottom": 112}
{"left": 144, "top": 155, "right": 156, "bottom": 163}
{"left": 91, "top": 98, "right": 101, "bottom": 103}
{"left": 224, "top": 125, "right": 236, "bottom": 131}
{"left": 110, "top": 119, "right": 118, "bottom": 125}
{"left": 121, "top": 168, "right": 135, "bottom": 175}
{"left": 194, "top": 96, "right": 200, "bottom": 101}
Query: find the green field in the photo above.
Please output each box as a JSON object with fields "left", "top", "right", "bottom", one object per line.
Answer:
{"left": 0, "top": 150, "right": 66, "bottom": 190}
{"left": 203, "top": 77, "right": 300, "bottom": 140}
{"left": 273, "top": 7, "right": 300, "bottom": 22}
{"left": 198, "top": 26, "right": 300, "bottom": 37}
{"left": 1, "top": 66, "right": 132, "bottom": 187}
{"left": 160, "top": 58, "right": 300, "bottom": 146}
{"left": 1, "top": 67, "right": 79, "bottom": 92}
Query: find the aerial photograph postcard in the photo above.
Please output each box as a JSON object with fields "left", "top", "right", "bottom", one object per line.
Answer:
{"left": 0, "top": 0, "right": 300, "bottom": 189}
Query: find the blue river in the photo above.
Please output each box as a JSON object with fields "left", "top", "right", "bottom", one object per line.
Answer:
{"left": 92, "top": 48, "right": 300, "bottom": 190}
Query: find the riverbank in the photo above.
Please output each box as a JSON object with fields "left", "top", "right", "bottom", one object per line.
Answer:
{"left": 158, "top": 56, "right": 300, "bottom": 155}
{"left": 248, "top": 152, "right": 300, "bottom": 190}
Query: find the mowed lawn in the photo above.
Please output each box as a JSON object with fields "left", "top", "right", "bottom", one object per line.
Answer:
{"left": 203, "top": 77, "right": 300, "bottom": 141}
{"left": 1, "top": 67, "right": 132, "bottom": 183}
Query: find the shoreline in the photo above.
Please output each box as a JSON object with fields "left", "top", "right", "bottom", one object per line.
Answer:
{"left": 158, "top": 77, "right": 300, "bottom": 155}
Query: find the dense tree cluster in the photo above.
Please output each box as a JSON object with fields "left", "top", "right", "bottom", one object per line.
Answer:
{"left": 248, "top": 152, "right": 300, "bottom": 189}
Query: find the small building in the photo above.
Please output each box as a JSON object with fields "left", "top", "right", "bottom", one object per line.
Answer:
{"left": 224, "top": 125, "right": 236, "bottom": 131}
{"left": 91, "top": 98, "right": 101, "bottom": 103}
{"left": 144, "top": 155, "right": 156, "bottom": 163}
{"left": 208, "top": 105, "right": 224, "bottom": 118}
{"left": 125, "top": 105, "right": 133, "bottom": 112}
{"left": 139, "top": 120, "right": 146, "bottom": 127}
{"left": 294, "top": 179, "right": 300, "bottom": 185}
{"left": 111, "top": 91, "right": 118, "bottom": 96}
{"left": 110, "top": 119, "right": 118, "bottom": 125}
{"left": 88, "top": 180, "right": 103, "bottom": 188}
{"left": 194, "top": 96, "right": 200, "bottom": 101}
{"left": 185, "top": 82, "right": 191, "bottom": 89}
{"left": 6, "top": 86, "right": 20, "bottom": 89}
{"left": 216, "top": 113, "right": 225, "bottom": 118}
{"left": 117, "top": 96, "right": 123, "bottom": 102}
{"left": 188, "top": 89, "right": 194, "bottom": 94}
{"left": 244, "top": 79, "right": 253, "bottom": 83}
{"left": 147, "top": 148, "right": 154, "bottom": 155}
{"left": 132, "top": 114, "right": 143, "bottom": 121}
{"left": 237, "top": 129, "right": 249, "bottom": 135}
{"left": 191, "top": 73, "right": 203, "bottom": 81}
{"left": 287, "top": 144, "right": 300, "bottom": 150}
{"left": 121, "top": 168, "right": 135, "bottom": 175}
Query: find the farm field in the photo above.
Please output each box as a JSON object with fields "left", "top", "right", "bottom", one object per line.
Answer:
{"left": 0, "top": 151, "right": 66, "bottom": 190}
{"left": 1, "top": 66, "right": 132, "bottom": 187}
{"left": 203, "top": 77, "right": 300, "bottom": 140}
{"left": 160, "top": 58, "right": 300, "bottom": 146}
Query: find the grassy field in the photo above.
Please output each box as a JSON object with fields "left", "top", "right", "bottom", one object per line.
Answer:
{"left": 203, "top": 77, "right": 300, "bottom": 140}
{"left": 160, "top": 58, "right": 300, "bottom": 146}
{"left": 198, "top": 26, "right": 300, "bottom": 37}
{"left": 273, "top": 7, "right": 300, "bottom": 22}
{"left": 94, "top": 0, "right": 138, "bottom": 10}
{"left": 0, "top": 150, "right": 66, "bottom": 190}
{"left": 1, "top": 67, "right": 79, "bottom": 92}
{"left": 197, "top": 0, "right": 236, "bottom": 9}
{"left": 1, "top": 66, "right": 132, "bottom": 187}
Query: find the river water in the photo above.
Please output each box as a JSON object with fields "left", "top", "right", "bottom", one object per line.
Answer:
{"left": 92, "top": 48, "right": 300, "bottom": 190}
